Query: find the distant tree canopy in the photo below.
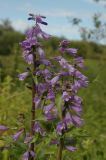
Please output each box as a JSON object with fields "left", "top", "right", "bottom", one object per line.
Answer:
{"left": 68, "top": 0, "right": 106, "bottom": 43}
{"left": 0, "top": 19, "right": 24, "bottom": 55}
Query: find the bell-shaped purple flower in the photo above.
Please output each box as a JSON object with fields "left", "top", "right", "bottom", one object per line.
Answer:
{"left": 71, "top": 105, "right": 82, "bottom": 115}
{"left": 36, "top": 83, "right": 48, "bottom": 95}
{"left": 20, "top": 37, "right": 37, "bottom": 50}
{"left": 37, "top": 47, "right": 45, "bottom": 59}
{"left": 13, "top": 128, "right": 24, "bottom": 141}
{"left": 40, "top": 59, "right": 51, "bottom": 66}
{"left": 65, "top": 146, "right": 77, "bottom": 152}
{"left": 51, "top": 139, "right": 59, "bottom": 145}
{"left": 36, "top": 69, "right": 52, "bottom": 79}
{"left": 59, "top": 40, "right": 69, "bottom": 48}
{"left": 62, "top": 91, "right": 70, "bottom": 102}
{"left": 67, "top": 64, "right": 75, "bottom": 75}
{"left": 73, "top": 95, "right": 82, "bottom": 105}
{"left": 47, "top": 89, "right": 55, "bottom": 101}
{"left": 33, "top": 96, "right": 41, "bottom": 109}
{"left": 0, "top": 125, "right": 9, "bottom": 133}
{"left": 33, "top": 122, "right": 45, "bottom": 136}
{"left": 59, "top": 58, "right": 68, "bottom": 69}
{"left": 75, "top": 57, "right": 84, "bottom": 68}
{"left": 24, "top": 53, "right": 33, "bottom": 64}
{"left": 71, "top": 115, "right": 84, "bottom": 127}
{"left": 71, "top": 80, "right": 81, "bottom": 92}
{"left": 59, "top": 47, "right": 65, "bottom": 53}
{"left": 22, "top": 150, "right": 35, "bottom": 160}
{"left": 66, "top": 48, "right": 78, "bottom": 56}
{"left": 50, "top": 75, "right": 60, "bottom": 86}
{"left": 18, "top": 72, "right": 29, "bottom": 81}
{"left": 56, "top": 121, "right": 67, "bottom": 135}
{"left": 65, "top": 112, "right": 83, "bottom": 127}
{"left": 41, "top": 31, "right": 51, "bottom": 40}
{"left": 44, "top": 103, "right": 57, "bottom": 121}
{"left": 24, "top": 133, "right": 32, "bottom": 144}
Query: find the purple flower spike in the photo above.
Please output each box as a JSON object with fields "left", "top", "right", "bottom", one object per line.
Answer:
{"left": 13, "top": 128, "right": 24, "bottom": 141}
{"left": 18, "top": 72, "right": 29, "bottom": 81}
{"left": 65, "top": 146, "right": 77, "bottom": 152}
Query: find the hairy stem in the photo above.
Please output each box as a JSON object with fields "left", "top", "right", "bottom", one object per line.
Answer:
{"left": 29, "top": 54, "right": 36, "bottom": 160}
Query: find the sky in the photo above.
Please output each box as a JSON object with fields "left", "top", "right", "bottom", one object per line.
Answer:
{"left": 0, "top": 0, "right": 105, "bottom": 40}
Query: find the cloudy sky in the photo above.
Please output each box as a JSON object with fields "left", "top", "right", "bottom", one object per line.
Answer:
{"left": 0, "top": 0, "right": 105, "bottom": 40}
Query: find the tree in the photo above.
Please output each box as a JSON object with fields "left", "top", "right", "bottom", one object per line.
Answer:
{"left": 68, "top": 0, "right": 106, "bottom": 44}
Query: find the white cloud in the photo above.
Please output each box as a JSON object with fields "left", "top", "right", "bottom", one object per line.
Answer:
{"left": 41, "top": 10, "right": 74, "bottom": 17}
{"left": 12, "top": 20, "right": 30, "bottom": 32}
{"left": 85, "top": 0, "right": 106, "bottom": 6}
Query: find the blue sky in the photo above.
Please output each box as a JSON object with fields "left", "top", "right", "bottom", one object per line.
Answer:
{"left": 0, "top": 0, "right": 105, "bottom": 40}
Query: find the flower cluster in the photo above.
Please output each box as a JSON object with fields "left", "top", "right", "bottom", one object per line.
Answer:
{"left": 17, "top": 14, "right": 52, "bottom": 159}
{"left": 16, "top": 14, "right": 88, "bottom": 159}
{"left": 47, "top": 40, "right": 89, "bottom": 151}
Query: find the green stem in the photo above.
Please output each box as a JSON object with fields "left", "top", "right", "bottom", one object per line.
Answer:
{"left": 57, "top": 138, "right": 64, "bottom": 160}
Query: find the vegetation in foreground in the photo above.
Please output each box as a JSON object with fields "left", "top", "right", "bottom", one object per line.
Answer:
{"left": 0, "top": 59, "right": 106, "bottom": 159}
